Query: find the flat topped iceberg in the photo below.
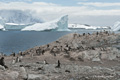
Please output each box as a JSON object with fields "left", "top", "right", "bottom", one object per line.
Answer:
{"left": 22, "top": 15, "right": 70, "bottom": 31}
{"left": 112, "top": 21, "right": 120, "bottom": 31}
{"left": 0, "top": 16, "right": 5, "bottom": 30}
{"left": 0, "top": 24, "right": 4, "bottom": 29}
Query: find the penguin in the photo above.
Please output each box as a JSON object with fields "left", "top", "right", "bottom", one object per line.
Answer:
{"left": 83, "top": 33, "right": 85, "bottom": 36}
{"left": 12, "top": 52, "right": 16, "bottom": 57}
{"left": 0, "top": 57, "right": 8, "bottom": 69}
{"left": 19, "top": 51, "right": 23, "bottom": 56}
{"left": 19, "top": 56, "right": 23, "bottom": 60}
{"left": 47, "top": 44, "right": 49, "bottom": 48}
{"left": 88, "top": 33, "right": 90, "bottom": 35}
{"left": 43, "top": 60, "right": 48, "bottom": 64}
{"left": 12, "top": 59, "right": 16, "bottom": 64}
{"left": 42, "top": 50, "right": 45, "bottom": 55}
{"left": 96, "top": 32, "right": 99, "bottom": 35}
{"left": 15, "top": 57, "right": 20, "bottom": 63}
{"left": 19, "top": 65, "right": 28, "bottom": 80}
{"left": 55, "top": 60, "right": 61, "bottom": 68}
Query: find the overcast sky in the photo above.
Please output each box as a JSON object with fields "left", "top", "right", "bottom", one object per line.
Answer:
{"left": 0, "top": 0, "right": 120, "bottom": 26}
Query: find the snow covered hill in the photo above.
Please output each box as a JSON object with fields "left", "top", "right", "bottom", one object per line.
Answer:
{"left": 68, "top": 24, "right": 109, "bottom": 30}
{"left": 22, "top": 15, "right": 70, "bottom": 31}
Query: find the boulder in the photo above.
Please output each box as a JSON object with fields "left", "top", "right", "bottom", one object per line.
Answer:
{"left": 5, "top": 71, "right": 19, "bottom": 80}
{"left": 92, "top": 57, "right": 101, "bottom": 62}
{"left": 28, "top": 74, "right": 48, "bottom": 80}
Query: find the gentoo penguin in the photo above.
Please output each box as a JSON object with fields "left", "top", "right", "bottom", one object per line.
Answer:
{"left": 12, "top": 59, "right": 16, "bottom": 64}
{"left": 15, "top": 57, "right": 20, "bottom": 63}
{"left": 12, "top": 52, "right": 16, "bottom": 57}
{"left": 0, "top": 57, "right": 8, "bottom": 69}
{"left": 19, "top": 65, "right": 28, "bottom": 80}
{"left": 19, "top": 56, "right": 23, "bottom": 61}
{"left": 43, "top": 60, "right": 48, "bottom": 64}
{"left": 55, "top": 60, "right": 61, "bottom": 68}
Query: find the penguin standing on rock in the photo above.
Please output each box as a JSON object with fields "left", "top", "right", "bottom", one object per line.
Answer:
{"left": 55, "top": 60, "right": 61, "bottom": 68}
{"left": 15, "top": 57, "right": 20, "bottom": 63}
{"left": 19, "top": 65, "right": 28, "bottom": 80}
{"left": 43, "top": 60, "right": 48, "bottom": 64}
{"left": 12, "top": 52, "right": 16, "bottom": 57}
{"left": 12, "top": 59, "right": 16, "bottom": 64}
{"left": 0, "top": 57, "right": 8, "bottom": 69}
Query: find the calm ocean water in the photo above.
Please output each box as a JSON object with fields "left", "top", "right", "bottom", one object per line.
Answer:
{"left": 0, "top": 29, "right": 108, "bottom": 55}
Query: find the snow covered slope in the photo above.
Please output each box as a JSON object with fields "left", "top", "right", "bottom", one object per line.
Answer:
{"left": 68, "top": 24, "right": 108, "bottom": 30}
{"left": 112, "top": 21, "right": 120, "bottom": 31}
{"left": 22, "top": 15, "right": 70, "bottom": 31}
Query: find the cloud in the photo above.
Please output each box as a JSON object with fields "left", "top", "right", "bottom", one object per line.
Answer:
{"left": 76, "top": 0, "right": 88, "bottom": 1}
{"left": 78, "top": 2, "right": 120, "bottom": 7}
{"left": 0, "top": 2, "right": 120, "bottom": 26}
{"left": 0, "top": 2, "right": 120, "bottom": 16}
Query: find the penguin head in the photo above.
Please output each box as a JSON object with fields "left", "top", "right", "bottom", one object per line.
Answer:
{"left": 1, "top": 57, "right": 4, "bottom": 60}
{"left": 20, "top": 65, "right": 24, "bottom": 67}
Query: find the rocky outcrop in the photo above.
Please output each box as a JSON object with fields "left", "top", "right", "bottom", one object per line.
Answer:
{"left": 23, "top": 31, "right": 120, "bottom": 62}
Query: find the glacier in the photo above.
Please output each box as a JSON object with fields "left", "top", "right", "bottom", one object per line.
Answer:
{"left": 22, "top": 15, "right": 70, "bottom": 31}
{"left": 112, "top": 21, "right": 120, "bottom": 31}
{"left": 4, "top": 23, "right": 33, "bottom": 31}
{"left": 0, "top": 9, "right": 44, "bottom": 31}
{"left": 0, "top": 10, "right": 43, "bottom": 24}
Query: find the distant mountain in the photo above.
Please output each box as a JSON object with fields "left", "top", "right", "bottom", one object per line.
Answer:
{"left": 0, "top": 10, "right": 43, "bottom": 25}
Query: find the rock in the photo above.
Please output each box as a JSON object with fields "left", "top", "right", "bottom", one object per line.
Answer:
{"left": 100, "top": 52, "right": 108, "bottom": 59}
{"left": 28, "top": 74, "right": 48, "bottom": 80}
{"left": 5, "top": 71, "right": 19, "bottom": 80}
{"left": 0, "top": 65, "right": 5, "bottom": 70}
{"left": 108, "top": 52, "right": 117, "bottom": 60}
{"left": 92, "top": 57, "right": 101, "bottom": 62}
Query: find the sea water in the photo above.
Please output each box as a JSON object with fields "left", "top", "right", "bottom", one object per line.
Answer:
{"left": 0, "top": 29, "right": 105, "bottom": 55}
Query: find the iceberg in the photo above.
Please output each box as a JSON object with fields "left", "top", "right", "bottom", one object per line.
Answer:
{"left": 112, "top": 21, "right": 120, "bottom": 31}
{"left": 0, "top": 16, "right": 5, "bottom": 30}
{"left": 0, "top": 24, "right": 4, "bottom": 30}
{"left": 4, "top": 23, "right": 32, "bottom": 31}
{"left": 22, "top": 15, "right": 70, "bottom": 31}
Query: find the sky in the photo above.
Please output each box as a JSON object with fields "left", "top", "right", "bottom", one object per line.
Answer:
{"left": 0, "top": 0, "right": 120, "bottom": 26}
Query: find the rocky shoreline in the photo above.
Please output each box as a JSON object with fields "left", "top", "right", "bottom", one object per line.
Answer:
{"left": 0, "top": 31, "right": 120, "bottom": 80}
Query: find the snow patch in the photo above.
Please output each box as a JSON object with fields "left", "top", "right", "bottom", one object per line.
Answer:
{"left": 5, "top": 23, "right": 26, "bottom": 26}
